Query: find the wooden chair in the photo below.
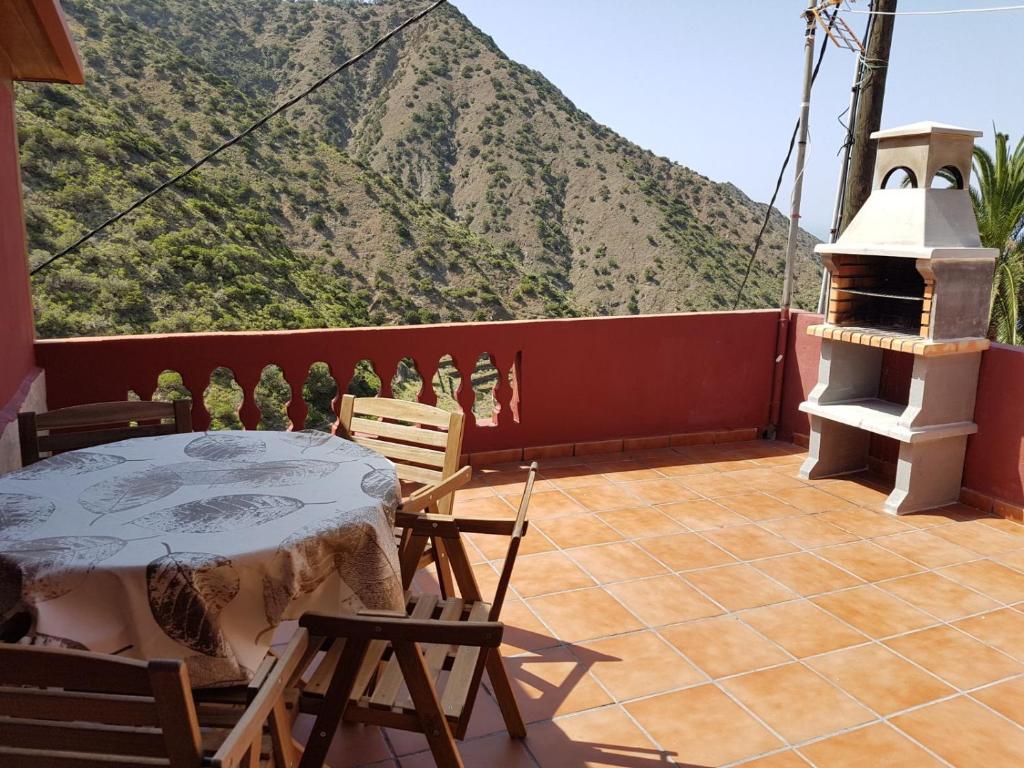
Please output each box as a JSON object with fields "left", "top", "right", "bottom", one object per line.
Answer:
{"left": 19, "top": 399, "right": 193, "bottom": 466}
{"left": 337, "top": 394, "right": 465, "bottom": 516}
{"left": 0, "top": 629, "right": 309, "bottom": 768}
{"left": 296, "top": 463, "right": 539, "bottom": 768}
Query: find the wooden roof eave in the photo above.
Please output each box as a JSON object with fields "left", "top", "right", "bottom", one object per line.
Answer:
{"left": 0, "top": 0, "right": 84, "bottom": 85}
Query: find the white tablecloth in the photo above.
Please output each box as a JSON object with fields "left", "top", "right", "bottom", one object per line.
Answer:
{"left": 0, "top": 430, "right": 403, "bottom": 686}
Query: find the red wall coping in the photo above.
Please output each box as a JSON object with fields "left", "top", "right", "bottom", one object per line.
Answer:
{"left": 35, "top": 310, "right": 781, "bottom": 454}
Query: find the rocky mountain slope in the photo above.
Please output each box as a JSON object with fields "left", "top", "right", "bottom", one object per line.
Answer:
{"left": 19, "top": 0, "right": 820, "bottom": 338}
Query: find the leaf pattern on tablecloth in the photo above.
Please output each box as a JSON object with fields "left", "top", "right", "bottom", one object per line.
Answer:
{"left": 280, "top": 430, "right": 335, "bottom": 451}
{"left": 0, "top": 494, "right": 55, "bottom": 539}
{"left": 12, "top": 452, "right": 128, "bottom": 479}
{"left": 24, "top": 633, "right": 89, "bottom": 650}
{"left": 361, "top": 467, "right": 400, "bottom": 511}
{"left": 132, "top": 494, "right": 305, "bottom": 534}
{"left": 0, "top": 536, "right": 126, "bottom": 602}
{"left": 329, "top": 439, "right": 367, "bottom": 459}
{"left": 184, "top": 654, "right": 248, "bottom": 689}
{"left": 146, "top": 550, "right": 239, "bottom": 657}
{"left": 262, "top": 515, "right": 365, "bottom": 624}
{"left": 78, "top": 470, "right": 182, "bottom": 515}
{"left": 165, "top": 459, "right": 338, "bottom": 487}
{"left": 184, "top": 434, "right": 266, "bottom": 462}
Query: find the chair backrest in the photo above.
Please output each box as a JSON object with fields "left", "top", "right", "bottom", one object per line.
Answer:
{"left": 338, "top": 394, "right": 465, "bottom": 515}
{"left": 0, "top": 644, "right": 203, "bottom": 767}
{"left": 18, "top": 399, "right": 193, "bottom": 466}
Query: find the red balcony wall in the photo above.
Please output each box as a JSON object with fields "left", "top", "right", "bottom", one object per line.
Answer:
{"left": 35, "top": 310, "right": 780, "bottom": 454}
{"left": 0, "top": 78, "right": 41, "bottom": 421}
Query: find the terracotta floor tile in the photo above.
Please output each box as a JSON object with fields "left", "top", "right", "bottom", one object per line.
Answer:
{"left": 636, "top": 532, "right": 737, "bottom": 571}
{"left": 291, "top": 716, "right": 391, "bottom": 768}
{"left": 679, "top": 471, "right": 750, "bottom": 497}
{"left": 819, "top": 476, "right": 892, "bottom": 508}
{"left": 526, "top": 706, "right": 666, "bottom": 768}
{"left": 457, "top": 484, "right": 497, "bottom": 501}
{"left": 893, "top": 696, "right": 1024, "bottom": 768}
{"left": 598, "top": 467, "right": 664, "bottom": 484}
{"left": 535, "top": 515, "right": 623, "bottom": 549}
{"left": 384, "top": 689, "right": 507, "bottom": 755}
{"left": 398, "top": 732, "right": 534, "bottom": 768}
{"left": 661, "top": 616, "right": 790, "bottom": 678}
{"left": 735, "top": 751, "right": 811, "bottom": 767}
{"left": 720, "top": 467, "right": 808, "bottom": 492}
{"left": 454, "top": 495, "right": 516, "bottom": 519}
{"left": 742, "top": 601, "right": 867, "bottom": 658}
{"left": 608, "top": 574, "right": 721, "bottom": 626}
{"left": 702, "top": 524, "right": 800, "bottom": 560}
{"left": 503, "top": 489, "right": 587, "bottom": 520}
{"left": 813, "top": 586, "right": 936, "bottom": 638}
{"left": 928, "top": 520, "right": 1024, "bottom": 555}
{"left": 769, "top": 486, "right": 860, "bottom": 514}
{"left": 543, "top": 467, "right": 610, "bottom": 490}
{"left": 798, "top": 723, "right": 946, "bottom": 767}
{"left": 565, "top": 484, "right": 645, "bottom": 512}
{"left": 573, "top": 630, "right": 704, "bottom": 700}
{"left": 978, "top": 516, "right": 1024, "bottom": 536}
{"left": 997, "top": 547, "right": 1024, "bottom": 572}
{"left": 760, "top": 515, "right": 860, "bottom": 548}
{"left": 884, "top": 625, "right": 1023, "bottom": 689}
{"left": 723, "top": 663, "right": 873, "bottom": 743}
{"left": 651, "top": 459, "right": 718, "bottom": 477}
{"left": 874, "top": 529, "right": 979, "bottom": 569}
{"left": 597, "top": 507, "right": 683, "bottom": 539}
{"left": 940, "top": 560, "right": 1024, "bottom": 604}
{"left": 657, "top": 498, "right": 750, "bottom": 529}
{"left": 753, "top": 552, "right": 864, "bottom": 596}
{"left": 485, "top": 474, "right": 555, "bottom": 496}
{"left": 567, "top": 542, "right": 668, "bottom": 584}
{"left": 528, "top": 588, "right": 644, "bottom": 643}
{"left": 816, "top": 541, "right": 923, "bottom": 582}
{"left": 877, "top": 572, "right": 1000, "bottom": 621}
{"left": 498, "top": 598, "right": 560, "bottom": 655}
{"left": 954, "top": 608, "right": 1024, "bottom": 661}
{"left": 625, "top": 685, "right": 782, "bottom": 766}
{"left": 819, "top": 507, "right": 915, "bottom": 539}
{"left": 806, "top": 644, "right": 954, "bottom": 715}
{"left": 511, "top": 551, "right": 597, "bottom": 597}
{"left": 615, "top": 478, "right": 698, "bottom": 504}
{"left": 683, "top": 563, "right": 797, "bottom": 611}
{"left": 504, "top": 645, "right": 613, "bottom": 722}
{"left": 971, "top": 677, "right": 1024, "bottom": 727}
{"left": 716, "top": 492, "right": 806, "bottom": 521}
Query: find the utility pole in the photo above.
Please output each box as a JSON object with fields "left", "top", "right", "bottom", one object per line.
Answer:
{"left": 840, "top": 0, "right": 897, "bottom": 230}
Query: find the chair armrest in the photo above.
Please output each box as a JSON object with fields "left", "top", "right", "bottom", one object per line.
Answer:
{"left": 299, "top": 613, "right": 503, "bottom": 648}
{"left": 395, "top": 512, "right": 528, "bottom": 538}
{"left": 398, "top": 465, "right": 473, "bottom": 515}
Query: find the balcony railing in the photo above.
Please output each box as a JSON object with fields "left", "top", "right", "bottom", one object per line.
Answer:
{"left": 34, "top": 310, "right": 781, "bottom": 456}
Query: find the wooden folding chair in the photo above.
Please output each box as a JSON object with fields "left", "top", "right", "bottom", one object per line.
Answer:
{"left": 338, "top": 394, "right": 466, "bottom": 592}
{"left": 0, "top": 629, "right": 308, "bottom": 768}
{"left": 296, "top": 464, "right": 539, "bottom": 768}
{"left": 19, "top": 399, "right": 193, "bottom": 466}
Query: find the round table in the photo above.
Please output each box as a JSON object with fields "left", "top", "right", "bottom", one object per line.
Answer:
{"left": 0, "top": 430, "right": 403, "bottom": 687}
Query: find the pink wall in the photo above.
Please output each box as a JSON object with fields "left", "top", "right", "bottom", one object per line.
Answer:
{"left": 780, "top": 311, "right": 1024, "bottom": 509}
{"left": 36, "top": 310, "right": 780, "bottom": 454}
{"left": 0, "top": 78, "right": 41, "bottom": 420}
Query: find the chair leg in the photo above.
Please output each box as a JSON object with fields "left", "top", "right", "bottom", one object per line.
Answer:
{"left": 298, "top": 638, "right": 369, "bottom": 768}
{"left": 269, "top": 697, "right": 299, "bottom": 768}
{"left": 432, "top": 538, "right": 456, "bottom": 599}
{"left": 485, "top": 649, "right": 526, "bottom": 739}
{"left": 392, "top": 641, "right": 464, "bottom": 768}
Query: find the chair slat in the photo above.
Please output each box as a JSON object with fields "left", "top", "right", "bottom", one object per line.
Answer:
{"left": 0, "top": 646, "right": 151, "bottom": 695}
{"left": 39, "top": 423, "right": 175, "bottom": 454}
{"left": 349, "top": 417, "right": 449, "bottom": 448}
{"left": 368, "top": 595, "right": 438, "bottom": 709}
{"left": 349, "top": 397, "right": 454, "bottom": 428}
{"left": 394, "top": 598, "right": 464, "bottom": 711}
{"left": 392, "top": 463, "right": 445, "bottom": 486}
{"left": 0, "top": 717, "right": 167, "bottom": 758}
{"left": 34, "top": 401, "right": 178, "bottom": 430}
{"left": 440, "top": 602, "right": 491, "bottom": 718}
{"left": 0, "top": 745, "right": 169, "bottom": 767}
{"left": 351, "top": 435, "right": 447, "bottom": 469}
{"left": 0, "top": 688, "right": 160, "bottom": 727}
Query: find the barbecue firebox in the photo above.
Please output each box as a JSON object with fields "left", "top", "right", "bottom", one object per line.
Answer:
{"left": 799, "top": 122, "right": 997, "bottom": 514}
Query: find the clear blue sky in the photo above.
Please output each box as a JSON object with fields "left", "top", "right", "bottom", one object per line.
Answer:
{"left": 451, "top": 0, "right": 1024, "bottom": 239}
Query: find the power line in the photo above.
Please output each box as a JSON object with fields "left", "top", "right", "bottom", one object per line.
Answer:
{"left": 732, "top": 12, "right": 835, "bottom": 310}
{"left": 844, "top": 3, "right": 1024, "bottom": 14}
{"left": 30, "top": 0, "right": 447, "bottom": 276}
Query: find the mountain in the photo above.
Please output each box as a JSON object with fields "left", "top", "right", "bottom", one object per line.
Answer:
{"left": 18, "top": 0, "right": 821, "bottom": 340}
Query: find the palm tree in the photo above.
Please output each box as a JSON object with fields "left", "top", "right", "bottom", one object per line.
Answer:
{"left": 969, "top": 130, "right": 1024, "bottom": 344}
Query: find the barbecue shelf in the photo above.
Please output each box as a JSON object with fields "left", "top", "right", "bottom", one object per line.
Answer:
{"left": 799, "top": 397, "right": 977, "bottom": 444}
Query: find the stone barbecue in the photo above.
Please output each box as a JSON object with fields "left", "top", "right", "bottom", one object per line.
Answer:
{"left": 800, "top": 122, "right": 997, "bottom": 514}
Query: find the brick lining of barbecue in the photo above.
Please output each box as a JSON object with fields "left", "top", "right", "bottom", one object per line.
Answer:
{"left": 826, "top": 253, "right": 932, "bottom": 335}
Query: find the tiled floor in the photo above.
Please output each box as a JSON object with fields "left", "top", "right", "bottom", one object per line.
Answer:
{"left": 300, "top": 440, "right": 1024, "bottom": 767}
